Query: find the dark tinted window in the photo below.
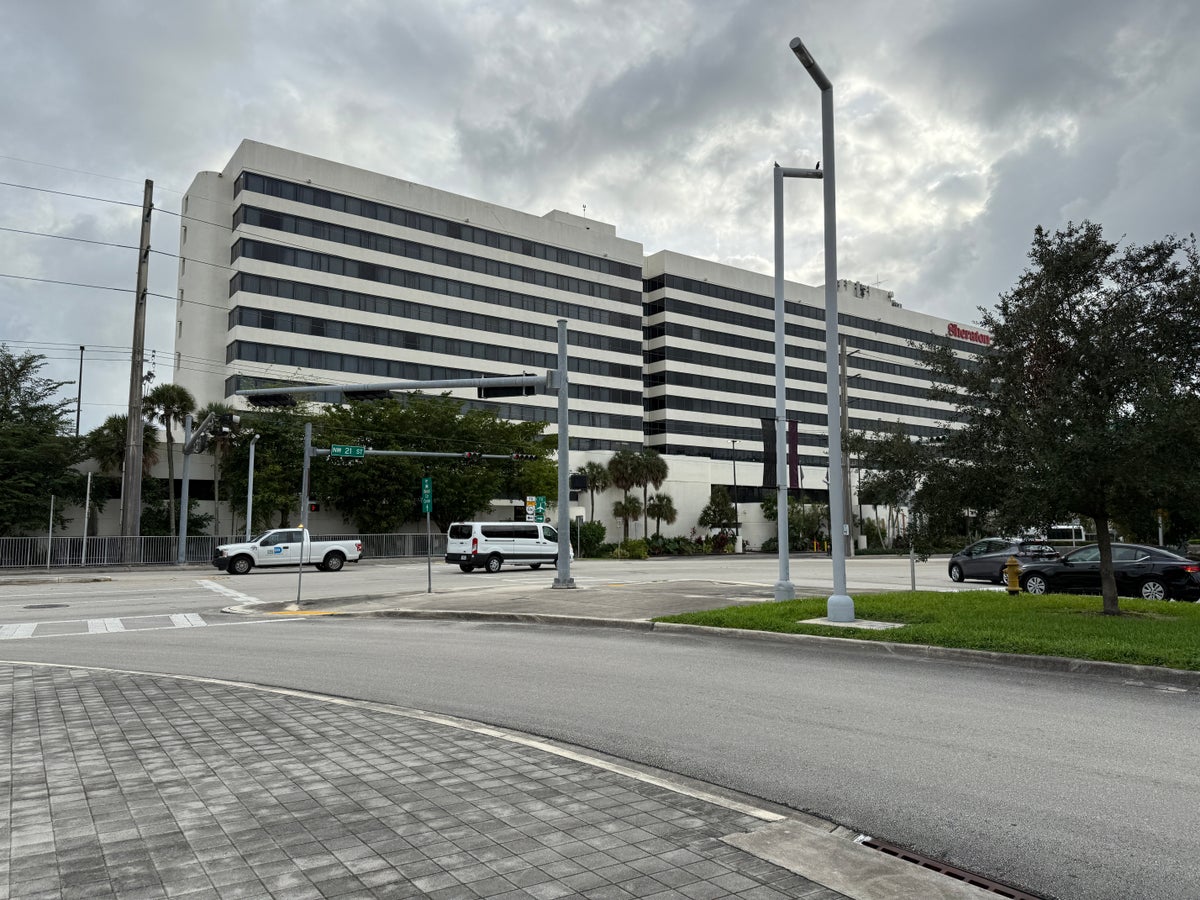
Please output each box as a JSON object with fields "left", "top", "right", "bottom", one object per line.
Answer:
{"left": 448, "top": 525, "right": 472, "bottom": 540}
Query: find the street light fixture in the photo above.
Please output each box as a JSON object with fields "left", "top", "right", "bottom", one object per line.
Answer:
{"left": 790, "top": 35, "right": 854, "bottom": 622}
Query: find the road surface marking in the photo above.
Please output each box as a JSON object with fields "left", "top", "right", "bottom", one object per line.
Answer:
{"left": 196, "top": 579, "right": 262, "bottom": 605}
{"left": 0, "top": 615, "right": 306, "bottom": 640}
{"left": 88, "top": 618, "right": 125, "bottom": 633}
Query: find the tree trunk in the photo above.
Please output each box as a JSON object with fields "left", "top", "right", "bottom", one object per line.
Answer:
{"left": 1095, "top": 514, "right": 1121, "bottom": 615}
{"left": 165, "top": 425, "right": 176, "bottom": 537}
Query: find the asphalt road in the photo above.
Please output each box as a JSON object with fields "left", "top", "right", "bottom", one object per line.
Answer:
{"left": 2, "top": 563, "right": 1198, "bottom": 900}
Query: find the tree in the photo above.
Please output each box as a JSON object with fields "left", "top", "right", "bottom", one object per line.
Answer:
{"left": 86, "top": 414, "right": 160, "bottom": 477}
{"left": 143, "top": 383, "right": 196, "bottom": 537}
{"left": 579, "top": 461, "right": 611, "bottom": 522}
{"left": 645, "top": 493, "right": 677, "bottom": 537}
{"left": 0, "top": 346, "right": 87, "bottom": 535}
{"left": 611, "top": 494, "right": 643, "bottom": 541}
{"left": 923, "top": 221, "right": 1200, "bottom": 614}
{"left": 633, "top": 449, "right": 668, "bottom": 540}
{"left": 760, "top": 492, "right": 827, "bottom": 549}
{"left": 196, "top": 400, "right": 237, "bottom": 536}
{"left": 698, "top": 486, "right": 736, "bottom": 531}
{"left": 607, "top": 449, "right": 641, "bottom": 540}
{"left": 218, "top": 407, "right": 309, "bottom": 532}
{"left": 316, "top": 392, "right": 551, "bottom": 533}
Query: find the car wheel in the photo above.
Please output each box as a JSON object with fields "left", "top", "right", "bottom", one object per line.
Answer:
{"left": 1140, "top": 578, "right": 1167, "bottom": 601}
{"left": 229, "top": 556, "right": 253, "bottom": 576}
{"left": 322, "top": 551, "right": 345, "bottom": 572}
{"left": 529, "top": 563, "right": 541, "bottom": 570}
{"left": 459, "top": 564, "right": 474, "bottom": 573}
{"left": 948, "top": 563, "right": 964, "bottom": 583}
{"left": 315, "top": 563, "right": 327, "bottom": 572}
{"left": 992, "top": 567, "right": 1006, "bottom": 585}
{"left": 486, "top": 555, "right": 503, "bottom": 574}
{"left": 1022, "top": 573, "right": 1049, "bottom": 595}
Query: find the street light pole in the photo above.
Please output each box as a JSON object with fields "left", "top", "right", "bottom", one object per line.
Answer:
{"left": 791, "top": 35, "right": 853, "bottom": 622}
{"left": 731, "top": 439, "right": 739, "bottom": 549}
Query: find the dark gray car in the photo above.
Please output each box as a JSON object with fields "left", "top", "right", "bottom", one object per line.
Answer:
{"left": 948, "top": 539, "right": 1059, "bottom": 584}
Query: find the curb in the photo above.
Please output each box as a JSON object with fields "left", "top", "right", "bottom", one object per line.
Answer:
{"left": 224, "top": 603, "right": 1200, "bottom": 690}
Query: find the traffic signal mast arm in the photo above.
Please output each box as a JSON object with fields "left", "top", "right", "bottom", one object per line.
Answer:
{"left": 313, "top": 449, "right": 537, "bottom": 460}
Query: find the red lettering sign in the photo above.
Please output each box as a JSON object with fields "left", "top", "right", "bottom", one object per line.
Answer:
{"left": 947, "top": 323, "right": 991, "bottom": 346}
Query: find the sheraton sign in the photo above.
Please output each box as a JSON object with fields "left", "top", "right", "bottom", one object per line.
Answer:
{"left": 947, "top": 323, "right": 991, "bottom": 346}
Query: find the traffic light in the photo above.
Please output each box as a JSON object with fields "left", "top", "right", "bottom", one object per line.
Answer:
{"left": 510, "top": 453, "right": 538, "bottom": 460}
{"left": 308, "top": 502, "right": 320, "bottom": 512}
{"left": 248, "top": 393, "right": 296, "bottom": 408}
{"left": 217, "top": 413, "right": 241, "bottom": 434}
{"left": 462, "top": 451, "right": 481, "bottom": 461}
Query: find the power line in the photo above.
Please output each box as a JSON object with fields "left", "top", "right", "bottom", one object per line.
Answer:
{"left": 0, "top": 154, "right": 185, "bottom": 194}
{"left": 0, "top": 179, "right": 143, "bottom": 208}
{"left": 0, "top": 224, "right": 138, "bottom": 250}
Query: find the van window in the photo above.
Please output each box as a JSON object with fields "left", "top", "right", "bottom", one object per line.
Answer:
{"left": 543, "top": 526, "right": 558, "bottom": 542}
{"left": 448, "top": 524, "right": 473, "bottom": 540}
{"left": 481, "top": 524, "right": 516, "bottom": 539}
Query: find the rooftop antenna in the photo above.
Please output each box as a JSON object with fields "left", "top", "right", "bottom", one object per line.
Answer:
{"left": 582, "top": 203, "right": 587, "bottom": 217}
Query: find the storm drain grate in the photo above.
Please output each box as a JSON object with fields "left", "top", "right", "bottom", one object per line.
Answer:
{"left": 856, "top": 835, "right": 1043, "bottom": 899}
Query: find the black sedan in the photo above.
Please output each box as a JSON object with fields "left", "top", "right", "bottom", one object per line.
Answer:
{"left": 1019, "top": 543, "right": 1200, "bottom": 601}
{"left": 948, "top": 538, "right": 1060, "bottom": 584}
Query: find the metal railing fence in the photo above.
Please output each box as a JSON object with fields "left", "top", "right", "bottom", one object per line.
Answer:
{"left": 0, "top": 532, "right": 448, "bottom": 570}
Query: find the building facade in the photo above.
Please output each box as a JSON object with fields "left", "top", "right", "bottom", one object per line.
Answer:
{"left": 174, "top": 140, "right": 986, "bottom": 548}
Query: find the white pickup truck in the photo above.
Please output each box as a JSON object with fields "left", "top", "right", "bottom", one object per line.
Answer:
{"left": 213, "top": 528, "right": 363, "bottom": 575}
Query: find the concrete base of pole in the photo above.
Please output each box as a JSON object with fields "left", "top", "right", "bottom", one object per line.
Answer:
{"left": 552, "top": 579, "right": 576, "bottom": 589}
{"left": 826, "top": 594, "right": 855, "bottom": 622}
{"left": 773, "top": 581, "right": 795, "bottom": 602}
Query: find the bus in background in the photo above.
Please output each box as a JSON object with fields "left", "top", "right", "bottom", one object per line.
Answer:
{"left": 1046, "top": 524, "right": 1085, "bottom": 545}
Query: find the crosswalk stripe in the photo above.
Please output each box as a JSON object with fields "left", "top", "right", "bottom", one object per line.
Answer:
{"left": 169, "top": 613, "right": 207, "bottom": 628}
{"left": 1, "top": 623, "right": 37, "bottom": 639}
{"left": 87, "top": 618, "right": 125, "bottom": 633}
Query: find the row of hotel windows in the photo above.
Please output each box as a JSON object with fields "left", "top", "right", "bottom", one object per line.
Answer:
{"left": 645, "top": 392, "right": 949, "bottom": 425}
{"left": 233, "top": 240, "right": 642, "bottom": 331}
{"left": 231, "top": 270, "right": 640, "bottom": 333}
{"left": 226, "top": 340, "right": 642, "bottom": 385}
{"left": 238, "top": 171, "right": 642, "bottom": 281}
{"left": 229, "top": 304, "right": 641, "bottom": 361}
{"left": 237, "top": 206, "right": 641, "bottom": 306}
{"left": 650, "top": 298, "right": 936, "bottom": 365}
{"left": 646, "top": 366, "right": 938, "bottom": 404}
{"left": 646, "top": 273, "right": 976, "bottom": 353}
{"left": 645, "top": 416, "right": 947, "bottom": 445}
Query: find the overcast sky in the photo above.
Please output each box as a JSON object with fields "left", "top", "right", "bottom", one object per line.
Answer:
{"left": 3, "top": 0, "right": 1198, "bottom": 434}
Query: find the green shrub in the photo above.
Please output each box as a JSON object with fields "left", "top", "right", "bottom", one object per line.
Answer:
{"left": 617, "top": 538, "right": 648, "bottom": 559}
{"left": 572, "top": 521, "right": 607, "bottom": 558}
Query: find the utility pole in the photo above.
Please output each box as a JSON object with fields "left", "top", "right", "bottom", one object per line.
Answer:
{"left": 839, "top": 336, "right": 854, "bottom": 559}
{"left": 75, "top": 345, "right": 84, "bottom": 437}
{"left": 119, "top": 180, "right": 153, "bottom": 540}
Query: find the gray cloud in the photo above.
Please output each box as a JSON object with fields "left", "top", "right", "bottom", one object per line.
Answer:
{"left": 2, "top": 0, "right": 1198, "bottom": 432}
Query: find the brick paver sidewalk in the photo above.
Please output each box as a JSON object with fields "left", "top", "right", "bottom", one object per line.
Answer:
{"left": 2, "top": 663, "right": 846, "bottom": 899}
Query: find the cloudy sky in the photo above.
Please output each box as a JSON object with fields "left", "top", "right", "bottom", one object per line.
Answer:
{"left": 3, "top": 0, "right": 1198, "bottom": 434}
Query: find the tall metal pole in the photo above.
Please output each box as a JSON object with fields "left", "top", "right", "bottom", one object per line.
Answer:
{"left": 46, "top": 495, "right": 54, "bottom": 569}
{"left": 772, "top": 166, "right": 794, "bottom": 601}
{"left": 177, "top": 415, "right": 192, "bottom": 564}
{"left": 246, "top": 434, "right": 260, "bottom": 540}
{"left": 553, "top": 318, "right": 575, "bottom": 588}
{"left": 791, "top": 35, "right": 853, "bottom": 621}
{"left": 298, "top": 422, "right": 312, "bottom": 604}
{"left": 81, "top": 472, "right": 92, "bottom": 567}
{"left": 120, "top": 179, "right": 153, "bottom": 539}
{"left": 75, "top": 345, "right": 84, "bottom": 437}
{"left": 731, "top": 439, "right": 739, "bottom": 545}
{"left": 839, "top": 337, "right": 854, "bottom": 559}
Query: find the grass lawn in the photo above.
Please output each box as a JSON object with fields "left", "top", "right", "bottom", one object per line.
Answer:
{"left": 654, "top": 591, "right": 1200, "bottom": 671}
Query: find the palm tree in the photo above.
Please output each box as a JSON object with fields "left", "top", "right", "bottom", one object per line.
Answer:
{"left": 86, "top": 414, "right": 160, "bottom": 476}
{"left": 611, "top": 495, "right": 643, "bottom": 543}
{"left": 144, "top": 383, "right": 196, "bottom": 537}
{"left": 579, "top": 462, "right": 611, "bottom": 522}
{"left": 607, "top": 449, "right": 640, "bottom": 540}
{"left": 196, "top": 400, "right": 236, "bottom": 537}
{"left": 645, "top": 493, "right": 678, "bottom": 538}
{"left": 634, "top": 449, "right": 668, "bottom": 540}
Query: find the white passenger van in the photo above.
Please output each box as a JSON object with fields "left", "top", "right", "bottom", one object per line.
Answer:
{"left": 445, "top": 521, "right": 566, "bottom": 573}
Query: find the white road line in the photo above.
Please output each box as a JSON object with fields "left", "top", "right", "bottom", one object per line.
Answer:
{"left": 169, "top": 613, "right": 207, "bottom": 628}
{"left": 88, "top": 618, "right": 125, "bottom": 633}
{"left": 197, "top": 579, "right": 262, "bottom": 605}
{"left": 0, "top": 618, "right": 306, "bottom": 640}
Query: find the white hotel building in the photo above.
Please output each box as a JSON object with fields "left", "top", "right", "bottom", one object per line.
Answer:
{"left": 174, "top": 140, "right": 987, "bottom": 546}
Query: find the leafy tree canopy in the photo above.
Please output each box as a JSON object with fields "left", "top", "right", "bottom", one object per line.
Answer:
{"left": 0, "top": 346, "right": 87, "bottom": 535}
{"left": 922, "top": 221, "right": 1200, "bottom": 613}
